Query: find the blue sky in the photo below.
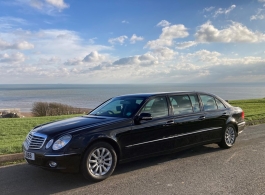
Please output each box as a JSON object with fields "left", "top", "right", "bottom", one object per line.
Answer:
{"left": 0, "top": 0, "right": 265, "bottom": 84}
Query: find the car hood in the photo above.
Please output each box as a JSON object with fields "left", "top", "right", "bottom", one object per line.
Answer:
{"left": 32, "top": 115, "right": 127, "bottom": 136}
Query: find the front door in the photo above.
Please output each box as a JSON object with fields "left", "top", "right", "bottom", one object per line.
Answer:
{"left": 123, "top": 96, "right": 176, "bottom": 159}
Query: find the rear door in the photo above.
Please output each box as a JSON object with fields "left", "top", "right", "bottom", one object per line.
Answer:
{"left": 198, "top": 94, "right": 228, "bottom": 141}
{"left": 169, "top": 93, "right": 207, "bottom": 148}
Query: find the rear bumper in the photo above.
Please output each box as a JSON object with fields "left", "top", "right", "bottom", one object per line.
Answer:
{"left": 238, "top": 121, "right": 246, "bottom": 134}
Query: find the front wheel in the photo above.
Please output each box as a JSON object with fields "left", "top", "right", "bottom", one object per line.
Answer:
{"left": 218, "top": 124, "right": 237, "bottom": 149}
{"left": 81, "top": 142, "right": 117, "bottom": 181}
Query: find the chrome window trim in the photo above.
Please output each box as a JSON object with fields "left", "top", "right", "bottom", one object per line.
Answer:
{"left": 125, "top": 127, "right": 222, "bottom": 148}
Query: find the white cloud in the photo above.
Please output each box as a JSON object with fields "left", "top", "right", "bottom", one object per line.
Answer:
{"left": 214, "top": 5, "right": 236, "bottom": 17}
{"left": 45, "top": 0, "right": 69, "bottom": 10}
{"left": 151, "top": 47, "right": 176, "bottom": 61}
{"left": 88, "top": 47, "right": 177, "bottom": 69}
{"left": 195, "top": 21, "right": 265, "bottom": 43}
{"left": 112, "top": 53, "right": 158, "bottom": 67}
{"left": 0, "top": 39, "right": 34, "bottom": 50}
{"left": 108, "top": 35, "right": 128, "bottom": 45}
{"left": 176, "top": 41, "right": 197, "bottom": 49}
{"left": 203, "top": 6, "right": 215, "bottom": 12}
{"left": 130, "top": 34, "right": 144, "bottom": 44}
{"left": 145, "top": 24, "right": 189, "bottom": 49}
{"left": 64, "top": 58, "right": 84, "bottom": 66}
{"left": 13, "top": 0, "right": 69, "bottom": 14}
{"left": 0, "top": 27, "right": 112, "bottom": 72}
{"left": 64, "top": 51, "right": 109, "bottom": 66}
{"left": 38, "top": 56, "right": 61, "bottom": 65}
{"left": 121, "top": 20, "right": 129, "bottom": 24}
{"left": 88, "top": 37, "right": 97, "bottom": 44}
{"left": 83, "top": 51, "right": 106, "bottom": 63}
{"left": 0, "top": 52, "right": 25, "bottom": 64}
{"left": 160, "top": 25, "right": 189, "bottom": 39}
{"left": 29, "top": 0, "right": 43, "bottom": 9}
{"left": 187, "top": 50, "right": 221, "bottom": 64}
{"left": 250, "top": 9, "right": 265, "bottom": 20}
{"left": 145, "top": 39, "right": 173, "bottom": 49}
{"left": 0, "top": 17, "right": 28, "bottom": 29}
{"left": 2, "top": 47, "right": 265, "bottom": 83}
{"left": 250, "top": 14, "right": 265, "bottom": 20}
{"left": 156, "top": 20, "right": 171, "bottom": 27}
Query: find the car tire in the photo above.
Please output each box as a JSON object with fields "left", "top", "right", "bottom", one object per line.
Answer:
{"left": 218, "top": 124, "right": 237, "bottom": 149}
{"left": 81, "top": 142, "right": 117, "bottom": 181}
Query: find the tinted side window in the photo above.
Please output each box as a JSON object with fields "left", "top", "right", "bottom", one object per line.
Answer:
{"left": 189, "top": 94, "right": 201, "bottom": 113}
{"left": 200, "top": 95, "right": 218, "bottom": 111}
{"left": 140, "top": 96, "right": 168, "bottom": 118}
{"left": 90, "top": 97, "right": 145, "bottom": 118}
{"left": 216, "top": 98, "right": 226, "bottom": 109}
{"left": 169, "top": 95, "right": 193, "bottom": 115}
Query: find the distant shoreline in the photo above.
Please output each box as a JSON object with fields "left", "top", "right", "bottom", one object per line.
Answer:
{"left": 1, "top": 83, "right": 265, "bottom": 113}
{"left": 1, "top": 108, "right": 92, "bottom": 118}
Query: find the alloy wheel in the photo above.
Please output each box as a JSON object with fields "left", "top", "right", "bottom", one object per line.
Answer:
{"left": 225, "top": 126, "right": 235, "bottom": 146}
{"left": 87, "top": 147, "right": 113, "bottom": 176}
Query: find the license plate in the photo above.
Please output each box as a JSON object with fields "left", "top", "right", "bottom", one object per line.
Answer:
{"left": 24, "top": 151, "right": 35, "bottom": 160}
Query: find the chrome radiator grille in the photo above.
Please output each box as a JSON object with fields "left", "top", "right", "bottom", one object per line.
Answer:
{"left": 24, "top": 132, "right": 47, "bottom": 150}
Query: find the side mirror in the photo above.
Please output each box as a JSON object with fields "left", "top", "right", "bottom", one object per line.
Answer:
{"left": 139, "top": 113, "right": 152, "bottom": 121}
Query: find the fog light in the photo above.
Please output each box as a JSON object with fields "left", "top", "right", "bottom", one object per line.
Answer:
{"left": 49, "top": 161, "right": 57, "bottom": 168}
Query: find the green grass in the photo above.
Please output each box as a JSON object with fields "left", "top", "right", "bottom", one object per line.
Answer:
{"left": 0, "top": 159, "right": 25, "bottom": 167}
{"left": 0, "top": 114, "right": 82, "bottom": 155}
{"left": 0, "top": 98, "right": 265, "bottom": 156}
{"left": 229, "top": 98, "right": 265, "bottom": 123}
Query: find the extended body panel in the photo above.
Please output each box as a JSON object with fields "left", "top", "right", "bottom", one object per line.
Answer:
{"left": 23, "top": 91, "right": 246, "bottom": 173}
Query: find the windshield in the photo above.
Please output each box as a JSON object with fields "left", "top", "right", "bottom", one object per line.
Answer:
{"left": 90, "top": 96, "right": 146, "bottom": 118}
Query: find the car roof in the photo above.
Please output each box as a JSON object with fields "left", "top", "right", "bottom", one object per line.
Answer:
{"left": 116, "top": 91, "right": 218, "bottom": 98}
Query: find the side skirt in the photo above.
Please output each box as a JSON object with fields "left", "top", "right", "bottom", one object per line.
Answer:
{"left": 119, "top": 138, "right": 222, "bottom": 164}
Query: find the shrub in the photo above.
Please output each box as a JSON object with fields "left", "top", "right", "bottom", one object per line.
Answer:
{"left": 1, "top": 113, "right": 20, "bottom": 118}
{"left": 31, "top": 102, "right": 89, "bottom": 117}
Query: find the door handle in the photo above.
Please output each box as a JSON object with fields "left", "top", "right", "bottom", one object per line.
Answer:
{"left": 163, "top": 120, "right": 174, "bottom": 126}
{"left": 198, "top": 116, "right": 206, "bottom": 120}
{"left": 222, "top": 112, "right": 228, "bottom": 116}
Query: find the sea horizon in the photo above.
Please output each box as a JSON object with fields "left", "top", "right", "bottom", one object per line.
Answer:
{"left": 1, "top": 83, "right": 265, "bottom": 112}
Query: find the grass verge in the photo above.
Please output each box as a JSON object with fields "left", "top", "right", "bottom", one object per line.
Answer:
{"left": 0, "top": 114, "right": 82, "bottom": 155}
{"left": 0, "top": 98, "right": 265, "bottom": 156}
{"left": 229, "top": 98, "right": 265, "bottom": 125}
{"left": 0, "top": 159, "right": 25, "bottom": 167}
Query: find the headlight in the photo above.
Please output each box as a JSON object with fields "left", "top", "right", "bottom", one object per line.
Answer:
{"left": 52, "top": 135, "right": 72, "bottom": 150}
{"left": 45, "top": 139, "right": 54, "bottom": 149}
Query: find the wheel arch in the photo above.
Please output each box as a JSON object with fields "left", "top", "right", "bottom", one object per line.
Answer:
{"left": 80, "top": 137, "right": 121, "bottom": 166}
{"left": 226, "top": 117, "right": 238, "bottom": 135}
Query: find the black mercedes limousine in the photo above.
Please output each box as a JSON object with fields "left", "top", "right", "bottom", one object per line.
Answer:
{"left": 23, "top": 91, "right": 245, "bottom": 181}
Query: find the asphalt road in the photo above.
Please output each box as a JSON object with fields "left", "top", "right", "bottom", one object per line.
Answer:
{"left": 1, "top": 124, "right": 265, "bottom": 195}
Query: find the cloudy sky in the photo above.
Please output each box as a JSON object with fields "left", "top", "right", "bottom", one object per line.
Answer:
{"left": 0, "top": 0, "right": 265, "bottom": 84}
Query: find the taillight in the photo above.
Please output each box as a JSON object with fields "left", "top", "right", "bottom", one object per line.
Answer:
{"left": 241, "top": 111, "right": 244, "bottom": 119}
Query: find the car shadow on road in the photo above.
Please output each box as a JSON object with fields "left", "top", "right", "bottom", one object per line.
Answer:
{"left": 0, "top": 144, "right": 222, "bottom": 195}
{"left": 114, "top": 143, "right": 221, "bottom": 175}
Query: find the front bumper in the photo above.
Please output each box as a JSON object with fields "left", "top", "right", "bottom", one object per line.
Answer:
{"left": 23, "top": 147, "right": 81, "bottom": 173}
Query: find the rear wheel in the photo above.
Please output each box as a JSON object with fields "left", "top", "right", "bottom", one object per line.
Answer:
{"left": 218, "top": 124, "right": 236, "bottom": 149}
{"left": 81, "top": 142, "right": 117, "bottom": 181}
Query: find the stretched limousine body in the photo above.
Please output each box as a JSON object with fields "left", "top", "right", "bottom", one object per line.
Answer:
{"left": 23, "top": 91, "right": 245, "bottom": 181}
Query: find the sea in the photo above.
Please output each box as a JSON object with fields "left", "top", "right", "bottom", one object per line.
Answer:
{"left": 0, "top": 83, "right": 265, "bottom": 112}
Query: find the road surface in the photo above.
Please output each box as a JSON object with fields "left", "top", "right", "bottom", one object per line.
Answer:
{"left": 1, "top": 124, "right": 265, "bottom": 195}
